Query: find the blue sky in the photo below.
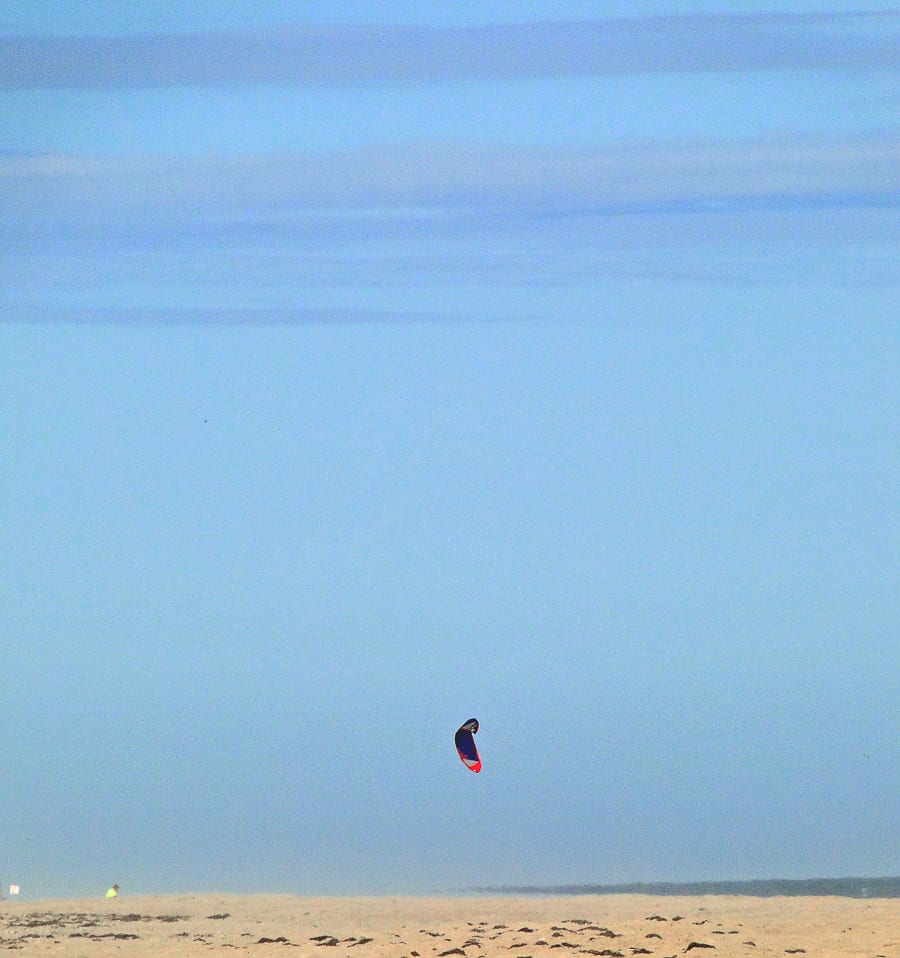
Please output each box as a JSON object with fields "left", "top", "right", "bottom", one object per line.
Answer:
{"left": 0, "top": 2, "right": 897, "bottom": 899}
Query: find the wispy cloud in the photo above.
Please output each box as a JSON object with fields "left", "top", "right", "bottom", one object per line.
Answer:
{"left": 0, "top": 306, "right": 461, "bottom": 325}
{"left": 2, "top": 132, "right": 897, "bottom": 305}
{"left": 3, "top": 72, "right": 898, "bottom": 302}
{"left": 2, "top": 13, "right": 897, "bottom": 89}
{"left": 3, "top": 134, "right": 897, "bottom": 232}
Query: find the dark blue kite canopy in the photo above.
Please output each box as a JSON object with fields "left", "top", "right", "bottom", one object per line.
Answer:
{"left": 455, "top": 718, "right": 481, "bottom": 773}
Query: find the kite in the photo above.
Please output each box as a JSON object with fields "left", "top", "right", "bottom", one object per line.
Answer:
{"left": 455, "top": 718, "right": 482, "bottom": 772}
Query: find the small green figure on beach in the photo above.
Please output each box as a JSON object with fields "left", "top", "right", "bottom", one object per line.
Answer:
{"left": 105, "top": 884, "right": 120, "bottom": 898}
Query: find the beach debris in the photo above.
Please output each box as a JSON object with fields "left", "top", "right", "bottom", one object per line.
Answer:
{"left": 784, "top": 950, "right": 806, "bottom": 954}
{"left": 8, "top": 911, "right": 187, "bottom": 929}
{"left": 455, "top": 718, "right": 482, "bottom": 772}
{"left": 70, "top": 931, "right": 140, "bottom": 941}
{"left": 257, "top": 935, "right": 292, "bottom": 944}
{"left": 438, "top": 948, "right": 467, "bottom": 956}
{"left": 684, "top": 943, "right": 715, "bottom": 951}
{"left": 208, "top": 912, "right": 231, "bottom": 919}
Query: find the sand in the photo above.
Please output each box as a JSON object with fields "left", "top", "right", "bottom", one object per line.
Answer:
{"left": 0, "top": 893, "right": 896, "bottom": 958}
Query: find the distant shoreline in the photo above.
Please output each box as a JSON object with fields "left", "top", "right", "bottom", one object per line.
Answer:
{"left": 471, "top": 877, "right": 900, "bottom": 898}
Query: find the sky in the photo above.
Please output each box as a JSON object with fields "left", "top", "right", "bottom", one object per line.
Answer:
{"left": 0, "top": 2, "right": 897, "bottom": 900}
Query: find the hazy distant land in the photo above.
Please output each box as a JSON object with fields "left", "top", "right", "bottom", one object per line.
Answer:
{"left": 475, "top": 877, "right": 900, "bottom": 898}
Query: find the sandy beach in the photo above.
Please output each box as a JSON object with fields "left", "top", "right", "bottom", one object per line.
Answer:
{"left": 1, "top": 894, "right": 896, "bottom": 958}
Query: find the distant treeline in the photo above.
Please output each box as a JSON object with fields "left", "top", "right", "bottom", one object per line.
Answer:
{"left": 476, "top": 877, "right": 900, "bottom": 899}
